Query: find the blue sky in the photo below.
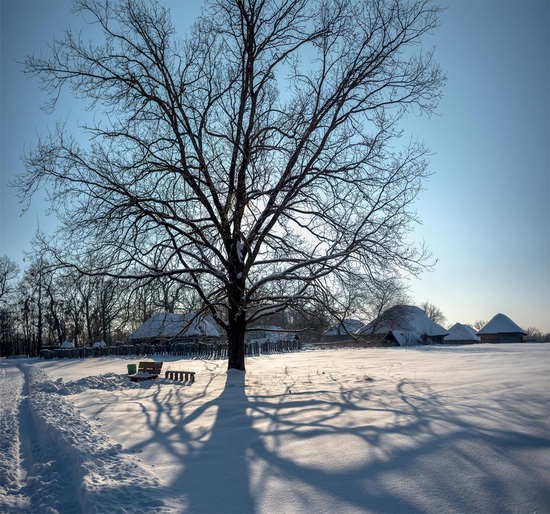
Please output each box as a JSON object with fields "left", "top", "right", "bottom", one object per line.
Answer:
{"left": 1, "top": 0, "right": 549, "bottom": 332}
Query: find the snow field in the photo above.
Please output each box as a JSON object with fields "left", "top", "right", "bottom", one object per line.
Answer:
{"left": 1, "top": 344, "right": 549, "bottom": 513}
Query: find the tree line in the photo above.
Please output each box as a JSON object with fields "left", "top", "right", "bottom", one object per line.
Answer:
{"left": 3, "top": 251, "right": 546, "bottom": 358}
{"left": 1, "top": 251, "right": 418, "bottom": 357}
{"left": 0, "top": 253, "right": 200, "bottom": 356}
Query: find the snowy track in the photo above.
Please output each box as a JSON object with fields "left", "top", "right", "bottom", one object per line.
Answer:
{"left": 18, "top": 388, "right": 81, "bottom": 513}
{"left": 0, "top": 362, "right": 30, "bottom": 512}
{"left": 0, "top": 361, "right": 177, "bottom": 514}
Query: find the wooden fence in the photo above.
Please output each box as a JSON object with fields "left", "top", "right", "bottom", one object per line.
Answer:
{"left": 39, "top": 338, "right": 302, "bottom": 360}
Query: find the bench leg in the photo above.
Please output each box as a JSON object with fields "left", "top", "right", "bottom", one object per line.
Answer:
{"left": 164, "top": 370, "right": 195, "bottom": 383}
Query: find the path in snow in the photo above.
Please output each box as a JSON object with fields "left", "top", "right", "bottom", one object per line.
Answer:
{"left": 0, "top": 362, "right": 83, "bottom": 512}
{"left": 0, "top": 361, "right": 182, "bottom": 513}
{"left": 0, "top": 362, "right": 30, "bottom": 512}
{"left": 18, "top": 364, "right": 82, "bottom": 513}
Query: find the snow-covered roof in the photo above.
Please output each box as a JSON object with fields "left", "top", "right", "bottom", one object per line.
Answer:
{"left": 248, "top": 326, "right": 295, "bottom": 341}
{"left": 444, "top": 323, "right": 480, "bottom": 342}
{"left": 323, "top": 319, "right": 366, "bottom": 336}
{"left": 390, "top": 330, "right": 424, "bottom": 346}
{"left": 260, "top": 325, "right": 286, "bottom": 334}
{"left": 130, "top": 313, "right": 222, "bottom": 340}
{"left": 358, "top": 305, "right": 448, "bottom": 337}
{"left": 60, "top": 340, "right": 75, "bottom": 349}
{"left": 477, "top": 313, "right": 526, "bottom": 335}
{"left": 92, "top": 341, "right": 108, "bottom": 348}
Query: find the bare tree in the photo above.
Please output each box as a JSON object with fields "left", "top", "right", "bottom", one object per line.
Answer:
{"left": 473, "top": 319, "right": 488, "bottom": 332}
{"left": 524, "top": 327, "right": 550, "bottom": 343}
{"left": 17, "top": 255, "right": 48, "bottom": 352}
{"left": 0, "top": 256, "right": 19, "bottom": 305}
{"left": 0, "top": 256, "right": 20, "bottom": 356}
{"left": 18, "top": 0, "right": 444, "bottom": 370}
{"left": 360, "top": 277, "right": 410, "bottom": 339}
{"left": 419, "top": 300, "right": 446, "bottom": 326}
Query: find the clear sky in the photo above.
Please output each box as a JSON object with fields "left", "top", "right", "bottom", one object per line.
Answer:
{"left": 1, "top": 0, "right": 549, "bottom": 332}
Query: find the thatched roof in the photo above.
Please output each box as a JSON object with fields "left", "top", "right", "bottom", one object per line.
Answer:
{"left": 358, "top": 305, "right": 448, "bottom": 337}
{"left": 444, "top": 323, "right": 480, "bottom": 342}
{"left": 477, "top": 313, "right": 526, "bottom": 335}
{"left": 323, "top": 319, "right": 366, "bottom": 337}
{"left": 130, "top": 313, "right": 222, "bottom": 341}
{"left": 357, "top": 305, "right": 448, "bottom": 346}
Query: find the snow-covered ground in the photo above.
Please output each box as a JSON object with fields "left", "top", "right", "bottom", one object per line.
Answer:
{"left": 1, "top": 344, "right": 549, "bottom": 513}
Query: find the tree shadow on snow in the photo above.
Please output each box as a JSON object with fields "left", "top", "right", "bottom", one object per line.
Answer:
{"left": 126, "top": 370, "right": 256, "bottom": 513}
{"left": 123, "top": 372, "right": 549, "bottom": 513}
{"left": 244, "top": 377, "right": 549, "bottom": 513}
{"left": 177, "top": 371, "right": 256, "bottom": 513}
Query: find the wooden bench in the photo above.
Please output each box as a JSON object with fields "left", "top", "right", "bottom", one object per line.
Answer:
{"left": 165, "top": 370, "right": 196, "bottom": 383}
{"left": 129, "top": 361, "right": 163, "bottom": 382}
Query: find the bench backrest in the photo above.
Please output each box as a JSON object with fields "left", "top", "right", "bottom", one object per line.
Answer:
{"left": 138, "top": 361, "right": 163, "bottom": 374}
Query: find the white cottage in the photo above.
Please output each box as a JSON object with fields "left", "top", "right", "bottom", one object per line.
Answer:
{"left": 444, "top": 323, "right": 480, "bottom": 344}
{"left": 130, "top": 312, "right": 223, "bottom": 344}
{"left": 477, "top": 313, "right": 526, "bottom": 343}
{"left": 322, "top": 319, "right": 366, "bottom": 343}
{"left": 358, "top": 305, "right": 449, "bottom": 346}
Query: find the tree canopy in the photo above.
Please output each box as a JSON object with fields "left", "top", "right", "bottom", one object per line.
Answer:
{"left": 18, "top": 0, "right": 444, "bottom": 370}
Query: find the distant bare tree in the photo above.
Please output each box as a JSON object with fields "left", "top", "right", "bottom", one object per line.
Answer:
{"left": 18, "top": 0, "right": 444, "bottom": 370}
{"left": 473, "top": 320, "right": 488, "bottom": 332}
{"left": 525, "top": 326, "right": 550, "bottom": 342}
{"left": 419, "top": 301, "right": 446, "bottom": 326}
{"left": 17, "top": 255, "right": 48, "bottom": 352}
{"left": 0, "top": 256, "right": 19, "bottom": 304}
{"left": 0, "top": 256, "right": 20, "bottom": 356}
{"left": 359, "top": 277, "right": 410, "bottom": 340}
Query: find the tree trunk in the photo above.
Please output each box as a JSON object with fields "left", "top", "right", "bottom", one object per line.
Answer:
{"left": 227, "top": 319, "right": 246, "bottom": 372}
{"left": 227, "top": 280, "right": 247, "bottom": 371}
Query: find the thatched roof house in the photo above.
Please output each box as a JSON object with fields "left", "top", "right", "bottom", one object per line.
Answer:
{"left": 322, "top": 319, "right": 366, "bottom": 343}
{"left": 444, "top": 323, "right": 480, "bottom": 344}
{"left": 477, "top": 313, "right": 526, "bottom": 343}
{"left": 358, "top": 305, "right": 449, "bottom": 346}
{"left": 130, "top": 313, "right": 223, "bottom": 344}
{"left": 246, "top": 326, "right": 296, "bottom": 343}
